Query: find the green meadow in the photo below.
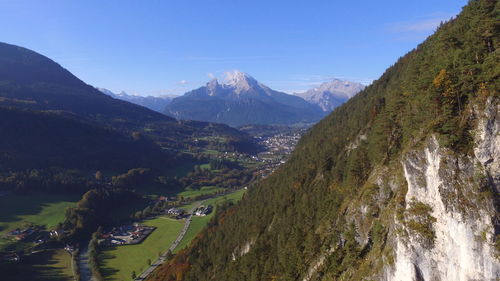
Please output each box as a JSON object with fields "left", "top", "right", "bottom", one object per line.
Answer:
{"left": 0, "top": 192, "right": 80, "bottom": 251}
{"left": 177, "top": 186, "right": 224, "bottom": 199}
{"left": 0, "top": 249, "right": 75, "bottom": 281}
{"left": 99, "top": 217, "right": 184, "bottom": 281}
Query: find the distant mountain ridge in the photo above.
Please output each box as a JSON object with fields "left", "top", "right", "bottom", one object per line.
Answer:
{"left": 165, "top": 70, "right": 325, "bottom": 127}
{"left": 98, "top": 88, "right": 175, "bottom": 113}
{"left": 0, "top": 42, "right": 261, "bottom": 172}
{"left": 0, "top": 42, "right": 175, "bottom": 130}
{"left": 295, "top": 79, "right": 365, "bottom": 112}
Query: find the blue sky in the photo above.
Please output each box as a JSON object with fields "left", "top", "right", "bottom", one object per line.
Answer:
{"left": 0, "top": 0, "right": 468, "bottom": 96}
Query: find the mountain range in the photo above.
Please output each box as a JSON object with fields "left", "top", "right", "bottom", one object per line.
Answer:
{"left": 98, "top": 72, "right": 363, "bottom": 127}
{"left": 164, "top": 71, "right": 326, "bottom": 127}
{"left": 98, "top": 88, "right": 175, "bottom": 113}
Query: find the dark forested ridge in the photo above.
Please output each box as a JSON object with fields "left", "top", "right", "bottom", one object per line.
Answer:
{"left": 150, "top": 1, "right": 499, "bottom": 280}
{"left": 0, "top": 42, "right": 172, "bottom": 125}
{"left": 0, "top": 107, "right": 167, "bottom": 172}
{"left": 0, "top": 42, "right": 260, "bottom": 177}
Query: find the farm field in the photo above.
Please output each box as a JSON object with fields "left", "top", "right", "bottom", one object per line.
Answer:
{"left": 179, "top": 189, "right": 246, "bottom": 212}
{"left": 177, "top": 186, "right": 224, "bottom": 199}
{"left": 99, "top": 217, "right": 184, "bottom": 281}
{"left": 0, "top": 192, "right": 80, "bottom": 251}
{"left": 0, "top": 249, "right": 74, "bottom": 281}
{"left": 204, "top": 189, "right": 246, "bottom": 205}
{"left": 201, "top": 149, "right": 219, "bottom": 155}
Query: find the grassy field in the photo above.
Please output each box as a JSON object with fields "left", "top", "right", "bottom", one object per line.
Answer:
{"left": 99, "top": 217, "right": 184, "bottom": 281}
{"left": 0, "top": 249, "right": 75, "bottom": 281}
{"left": 179, "top": 189, "right": 246, "bottom": 212}
{"left": 173, "top": 213, "right": 212, "bottom": 253}
{"left": 177, "top": 186, "right": 224, "bottom": 199}
{"left": 202, "top": 149, "right": 219, "bottom": 155}
{"left": 0, "top": 192, "right": 80, "bottom": 251}
{"left": 174, "top": 189, "right": 246, "bottom": 253}
{"left": 199, "top": 163, "right": 211, "bottom": 170}
{"left": 98, "top": 189, "right": 247, "bottom": 279}
{"left": 203, "top": 189, "right": 246, "bottom": 206}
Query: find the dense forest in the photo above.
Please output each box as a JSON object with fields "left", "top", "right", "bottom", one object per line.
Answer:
{"left": 150, "top": 0, "right": 499, "bottom": 280}
{"left": 0, "top": 107, "right": 169, "bottom": 172}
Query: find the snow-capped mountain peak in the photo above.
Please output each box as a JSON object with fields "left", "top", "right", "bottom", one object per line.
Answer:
{"left": 223, "top": 70, "right": 260, "bottom": 92}
{"left": 165, "top": 71, "right": 325, "bottom": 126}
{"left": 295, "top": 79, "right": 365, "bottom": 112}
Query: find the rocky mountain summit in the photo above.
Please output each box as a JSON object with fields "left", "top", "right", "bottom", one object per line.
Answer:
{"left": 165, "top": 71, "right": 325, "bottom": 127}
{"left": 295, "top": 79, "right": 365, "bottom": 112}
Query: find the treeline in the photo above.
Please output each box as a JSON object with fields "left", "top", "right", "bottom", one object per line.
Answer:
{"left": 88, "top": 230, "right": 104, "bottom": 281}
{"left": 62, "top": 188, "right": 143, "bottom": 240}
{"left": 208, "top": 159, "right": 239, "bottom": 170}
{"left": 180, "top": 166, "right": 253, "bottom": 191}
{"left": 60, "top": 167, "right": 186, "bottom": 240}
{"left": 131, "top": 200, "right": 171, "bottom": 220}
{"left": 0, "top": 168, "right": 99, "bottom": 193}
{"left": 0, "top": 166, "right": 181, "bottom": 195}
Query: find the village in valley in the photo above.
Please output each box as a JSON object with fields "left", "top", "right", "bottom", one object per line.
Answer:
{"left": 211, "top": 127, "right": 307, "bottom": 179}
{"left": 0, "top": 125, "right": 304, "bottom": 281}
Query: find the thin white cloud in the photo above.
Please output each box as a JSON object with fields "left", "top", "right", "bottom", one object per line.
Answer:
{"left": 177, "top": 80, "right": 189, "bottom": 85}
{"left": 386, "top": 13, "right": 455, "bottom": 34}
{"left": 384, "top": 13, "right": 456, "bottom": 43}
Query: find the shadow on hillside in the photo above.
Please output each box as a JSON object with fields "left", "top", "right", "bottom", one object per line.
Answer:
{"left": 98, "top": 250, "right": 120, "bottom": 280}
{"left": 0, "top": 192, "right": 79, "bottom": 225}
{"left": 0, "top": 250, "right": 74, "bottom": 281}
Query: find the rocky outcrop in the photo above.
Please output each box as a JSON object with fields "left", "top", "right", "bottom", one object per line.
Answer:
{"left": 387, "top": 98, "right": 499, "bottom": 281}
{"left": 474, "top": 97, "right": 500, "bottom": 193}
{"left": 231, "top": 238, "right": 256, "bottom": 261}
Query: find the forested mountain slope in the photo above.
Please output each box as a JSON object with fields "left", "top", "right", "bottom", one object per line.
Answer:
{"left": 0, "top": 107, "right": 166, "bottom": 171}
{"left": 0, "top": 42, "right": 259, "bottom": 163}
{"left": 150, "top": 1, "right": 499, "bottom": 280}
{"left": 0, "top": 42, "right": 172, "bottom": 126}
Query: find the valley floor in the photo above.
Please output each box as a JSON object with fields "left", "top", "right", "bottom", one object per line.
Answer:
{"left": 99, "top": 189, "right": 246, "bottom": 281}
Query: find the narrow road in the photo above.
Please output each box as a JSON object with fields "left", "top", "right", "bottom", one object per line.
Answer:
{"left": 78, "top": 243, "right": 97, "bottom": 281}
{"left": 135, "top": 200, "right": 205, "bottom": 281}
